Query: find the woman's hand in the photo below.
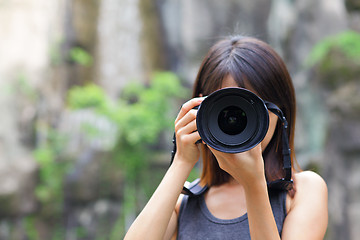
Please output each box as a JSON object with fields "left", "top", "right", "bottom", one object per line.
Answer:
{"left": 174, "top": 97, "right": 204, "bottom": 165}
{"left": 208, "top": 144, "right": 266, "bottom": 188}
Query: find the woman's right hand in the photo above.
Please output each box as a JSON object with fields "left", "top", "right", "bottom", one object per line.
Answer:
{"left": 174, "top": 97, "right": 204, "bottom": 165}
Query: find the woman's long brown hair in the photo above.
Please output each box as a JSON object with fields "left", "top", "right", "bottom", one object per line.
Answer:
{"left": 192, "top": 36, "right": 299, "bottom": 189}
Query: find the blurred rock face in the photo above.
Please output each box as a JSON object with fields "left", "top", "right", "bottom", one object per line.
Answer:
{"left": 314, "top": 45, "right": 360, "bottom": 240}
{"left": 0, "top": 157, "right": 38, "bottom": 216}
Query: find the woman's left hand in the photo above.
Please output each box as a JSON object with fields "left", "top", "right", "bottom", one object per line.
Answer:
{"left": 208, "top": 144, "right": 266, "bottom": 188}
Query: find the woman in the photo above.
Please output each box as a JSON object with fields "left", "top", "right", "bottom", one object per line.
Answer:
{"left": 124, "top": 36, "right": 328, "bottom": 239}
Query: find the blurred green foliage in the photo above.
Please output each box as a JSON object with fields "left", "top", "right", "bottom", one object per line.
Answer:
{"left": 307, "top": 30, "right": 360, "bottom": 67}
{"left": 28, "top": 71, "right": 188, "bottom": 239}
{"left": 68, "top": 83, "right": 106, "bottom": 109}
{"left": 67, "top": 71, "right": 187, "bottom": 236}
{"left": 307, "top": 31, "right": 360, "bottom": 89}
{"left": 30, "top": 128, "right": 69, "bottom": 239}
{"left": 33, "top": 129, "right": 68, "bottom": 211}
{"left": 69, "top": 47, "right": 93, "bottom": 66}
{"left": 67, "top": 72, "right": 187, "bottom": 178}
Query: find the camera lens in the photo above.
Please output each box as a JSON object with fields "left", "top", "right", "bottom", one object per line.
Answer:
{"left": 218, "top": 106, "right": 247, "bottom": 135}
{"left": 196, "top": 88, "right": 269, "bottom": 153}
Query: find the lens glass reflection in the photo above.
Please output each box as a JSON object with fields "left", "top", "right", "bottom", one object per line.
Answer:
{"left": 218, "top": 106, "right": 247, "bottom": 135}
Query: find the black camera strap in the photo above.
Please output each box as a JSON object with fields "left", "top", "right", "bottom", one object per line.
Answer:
{"left": 264, "top": 102, "right": 293, "bottom": 191}
{"left": 170, "top": 101, "right": 293, "bottom": 196}
{"left": 170, "top": 134, "right": 209, "bottom": 196}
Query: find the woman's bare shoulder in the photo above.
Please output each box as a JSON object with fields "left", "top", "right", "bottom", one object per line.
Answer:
{"left": 287, "top": 170, "right": 328, "bottom": 212}
{"left": 293, "top": 170, "right": 327, "bottom": 193}
{"left": 282, "top": 171, "right": 328, "bottom": 239}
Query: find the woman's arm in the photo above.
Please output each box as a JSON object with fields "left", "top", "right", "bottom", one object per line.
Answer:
{"left": 244, "top": 175, "right": 281, "bottom": 239}
{"left": 124, "top": 98, "right": 203, "bottom": 240}
{"left": 245, "top": 172, "right": 328, "bottom": 240}
{"left": 281, "top": 171, "right": 328, "bottom": 239}
{"left": 124, "top": 160, "right": 195, "bottom": 240}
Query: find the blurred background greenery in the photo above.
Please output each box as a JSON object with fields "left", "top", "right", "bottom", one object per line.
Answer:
{"left": 0, "top": 0, "right": 360, "bottom": 239}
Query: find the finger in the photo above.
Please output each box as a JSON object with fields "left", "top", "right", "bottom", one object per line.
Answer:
{"left": 176, "top": 118, "right": 198, "bottom": 136}
{"left": 175, "top": 109, "right": 197, "bottom": 133}
{"left": 175, "top": 97, "right": 204, "bottom": 123}
{"left": 179, "top": 130, "right": 201, "bottom": 146}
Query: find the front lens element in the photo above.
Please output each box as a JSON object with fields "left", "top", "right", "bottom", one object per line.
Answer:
{"left": 218, "top": 106, "right": 247, "bottom": 135}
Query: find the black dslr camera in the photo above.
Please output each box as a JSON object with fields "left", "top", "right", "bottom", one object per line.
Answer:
{"left": 171, "top": 87, "right": 293, "bottom": 194}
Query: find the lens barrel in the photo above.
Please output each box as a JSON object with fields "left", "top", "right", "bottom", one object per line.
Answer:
{"left": 196, "top": 88, "right": 269, "bottom": 153}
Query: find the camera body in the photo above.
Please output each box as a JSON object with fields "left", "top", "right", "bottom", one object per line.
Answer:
{"left": 171, "top": 87, "right": 294, "bottom": 193}
{"left": 196, "top": 87, "right": 269, "bottom": 153}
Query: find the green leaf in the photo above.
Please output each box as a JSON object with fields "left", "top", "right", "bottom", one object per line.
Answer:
{"left": 69, "top": 47, "right": 93, "bottom": 66}
{"left": 307, "top": 31, "right": 360, "bottom": 67}
{"left": 67, "top": 84, "right": 106, "bottom": 109}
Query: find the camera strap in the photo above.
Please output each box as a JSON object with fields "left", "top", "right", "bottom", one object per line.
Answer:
{"left": 264, "top": 102, "right": 293, "bottom": 191}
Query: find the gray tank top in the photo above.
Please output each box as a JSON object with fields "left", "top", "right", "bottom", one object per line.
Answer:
{"left": 177, "top": 189, "right": 287, "bottom": 239}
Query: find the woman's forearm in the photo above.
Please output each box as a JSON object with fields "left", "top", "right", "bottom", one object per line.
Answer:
{"left": 245, "top": 177, "right": 281, "bottom": 240}
{"left": 124, "top": 158, "right": 195, "bottom": 240}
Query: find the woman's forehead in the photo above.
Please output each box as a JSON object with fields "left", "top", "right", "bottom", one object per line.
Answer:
{"left": 220, "top": 75, "right": 258, "bottom": 95}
